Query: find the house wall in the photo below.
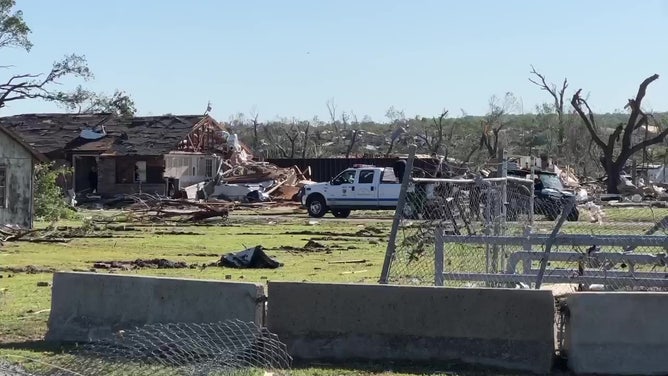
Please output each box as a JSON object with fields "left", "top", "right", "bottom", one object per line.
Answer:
{"left": 164, "top": 153, "right": 220, "bottom": 188}
{"left": 0, "top": 131, "right": 34, "bottom": 228}
{"left": 97, "top": 157, "right": 166, "bottom": 196}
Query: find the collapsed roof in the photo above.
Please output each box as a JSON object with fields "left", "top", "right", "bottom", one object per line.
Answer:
{"left": 0, "top": 113, "right": 225, "bottom": 157}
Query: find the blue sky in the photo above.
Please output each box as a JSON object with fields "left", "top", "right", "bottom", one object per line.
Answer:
{"left": 4, "top": 0, "right": 668, "bottom": 122}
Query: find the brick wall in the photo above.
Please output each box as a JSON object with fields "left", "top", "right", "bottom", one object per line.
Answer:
{"left": 97, "top": 157, "right": 165, "bottom": 196}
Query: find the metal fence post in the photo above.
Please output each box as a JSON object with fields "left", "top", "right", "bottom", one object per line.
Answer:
{"left": 501, "top": 150, "right": 508, "bottom": 229}
{"left": 529, "top": 160, "right": 535, "bottom": 226}
{"left": 535, "top": 196, "right": 576, "bottom": 289}
{"left": 484, "top": 182, "right": 492, "bottom": 274}
{"left": 379, "top": 145, "right": 417, "bottom": 284}
{"left": 434, "top": 227, "right": 444, "bottom": 286}
{"left": 499, "top": 151, "right": 508, "bottom": 273}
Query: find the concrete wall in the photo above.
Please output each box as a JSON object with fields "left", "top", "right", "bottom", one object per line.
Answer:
{"left": 564, "top": 292, "right": 668, "bottom": 375}
{"left": 0, "top": 131, "right": 34, "bottom": 228}
{"left": 267, "top": 282, "right": 555, "bottom": 373}
{"left": 46, "top": 272, "right": 265, "bottom": 343}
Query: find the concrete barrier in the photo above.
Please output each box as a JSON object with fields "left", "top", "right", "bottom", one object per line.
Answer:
{"left": 267, "top": 282, "right": 554, "bottom": 373}
{"left": 46, "top": 272, "right": 265, "bottom": 342}
{"left": 564, "top": 292, "right": 668, "bottom": 375}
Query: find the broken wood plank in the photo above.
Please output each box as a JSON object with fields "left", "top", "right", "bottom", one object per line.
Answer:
{"left": 328, "top": 259, "right": 367, "bottom": 264}
{"left": 340, "top": 270, "right": 369, "bottom": 275}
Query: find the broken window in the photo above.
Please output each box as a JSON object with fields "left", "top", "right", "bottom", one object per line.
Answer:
{"left": 205, "top": 159, "right": 213, "bottom": 177}
{"left": 0, "top": 166, "right": 6, "bottom": 208}
{"left": 116, "top": 157, "right": 164, "bottom": 184}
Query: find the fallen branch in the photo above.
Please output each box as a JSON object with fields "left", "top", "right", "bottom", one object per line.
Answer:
{"left": 328, "top": 259, "right": 367, "bottom": 264}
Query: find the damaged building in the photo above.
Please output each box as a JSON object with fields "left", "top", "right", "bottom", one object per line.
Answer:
{"left": 0, "top": 125, "right": 47, "bottom": 228}
{"left": 0, "top": 113, "right": 239, "bottom": 198}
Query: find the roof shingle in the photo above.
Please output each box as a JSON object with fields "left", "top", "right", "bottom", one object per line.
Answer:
{"left": 0, "top": 113, "right": 219, "bottom": 156}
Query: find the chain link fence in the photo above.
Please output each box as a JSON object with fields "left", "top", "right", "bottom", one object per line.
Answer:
{"left": 381, "top": 150, "right": 668, "bottom": 291}
{"left": 0, "top": 320, "right": 291, "bottom": 376}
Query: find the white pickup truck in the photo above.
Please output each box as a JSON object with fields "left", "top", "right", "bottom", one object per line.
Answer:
{"left": 301, "top": 165, "right": 402, "bottom": 218}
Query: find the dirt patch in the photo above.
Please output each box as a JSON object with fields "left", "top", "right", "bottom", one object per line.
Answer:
{"left": 304, "top": 240, "right": 327, "bottom": 249}
{"left": 271, "top": 239, "right": 333, "bottom": 254}
{"left": 0, "top": 265, "right": 56, "bottom": 274}
{"left": 104, "top": 225, "right": 142, "bottom": 232}
{"left": 153, "top": 231, "right": 204, "bottom": 236}
{"left": 93, "top": 258, "right": 191, "bottom": 270}
{"left": 285, "top": 230, "right": 386, "bottom": 238}
{"left": 177, "top": 253, "right": 220, "bottom": 257}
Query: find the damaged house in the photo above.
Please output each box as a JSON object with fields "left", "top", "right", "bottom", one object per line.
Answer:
{"left": 0, "top": 125, "right": 47, "bottom": 228}
{"left": 0, "top": 113, "right": 238, "bottom": 197}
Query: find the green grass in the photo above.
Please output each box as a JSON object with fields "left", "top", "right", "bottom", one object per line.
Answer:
{"left": 5, "top": 210, "right": 458, "bottom": 375}
{"left": 1, "top": 213, "right": 391, "bottom": 340}
{"left": 2, "top": 205, "right": 661, "bottom": 375}
{"left": 600, "top": 206, "right": 668, "bottom": 223}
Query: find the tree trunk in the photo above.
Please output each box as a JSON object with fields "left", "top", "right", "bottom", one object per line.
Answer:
{"left": 385, "top": 139, "right": 396, "bottom": 158}
{"left": 605, "top": 164, "right": 622, "bottom": 194}
{"left": 301, "top": 124, "right": 310, "bottom": 160}
{"left": 345, "top": 130, "right": 359, "bottom": 158}
{"left": 253, "top": 123, "right": 258, "bottom": 150}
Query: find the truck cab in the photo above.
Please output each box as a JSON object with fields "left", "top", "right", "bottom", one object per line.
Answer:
{"left": 301, "top": 165, "right": 402, "bottom": 218}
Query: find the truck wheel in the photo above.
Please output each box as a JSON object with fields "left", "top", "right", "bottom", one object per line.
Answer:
{"left": 332, "top": 209, "right": 351, "bottom": 218}
{"left": 567, "top": 207, "right": 579, "bottom": 221}
{"left": 306, "top": 195, "right": 327, "bottom": 218}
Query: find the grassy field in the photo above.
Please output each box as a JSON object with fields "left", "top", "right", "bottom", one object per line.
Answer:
{"left": 1, "top": 204, "right": 666, "bottom": 375}
{"left": 2, "top": 209, "right": 471, "bottom": 375}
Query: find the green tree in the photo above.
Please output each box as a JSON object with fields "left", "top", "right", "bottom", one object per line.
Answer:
{"left": 54, "top": 87, "right": 137, "bottom": 117}
{"left": 34, "top": 163, "right": 77, "bottom": 222}
{"left": 0, "top": 0, "right": 135, "bottom": 115}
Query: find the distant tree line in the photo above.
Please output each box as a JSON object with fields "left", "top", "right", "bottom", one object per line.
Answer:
{"left": 1, "top": 0, "right": 666, "bottom": 194}
{"left": 229, "top": 79, "right": 668, "bottom": 194}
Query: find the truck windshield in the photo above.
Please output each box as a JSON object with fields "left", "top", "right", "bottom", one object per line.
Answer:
{"left": 539, "top": 174, "right": 564, "bottom": 190}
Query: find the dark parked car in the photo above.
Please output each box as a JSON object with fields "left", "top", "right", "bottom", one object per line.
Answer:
{"left": 506, "top": 169, "right": 579, "bottom": 221}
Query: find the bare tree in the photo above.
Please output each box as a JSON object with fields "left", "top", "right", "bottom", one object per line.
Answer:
{"left": 282, "top": 120, "right": 301, "bottom": 158}
{"left": 344, "top": 112, "right": 363, "bottom": 158}
{"left": 529, "top": 66, "right": 568, "bottom": 151}
{"left": 479, "top": 93, "right": 518, "bottom": 158}
{"left": 384, "top": 106, "right": 406, "bottom": 157}
{"left": 571, "top": 74, "right": 668, "bottom": 193}
{"left": 249, "top": 106, "right": 260, "bottom": 150}
{"left": 326, "top": 98, "right": 337, "bottom": 123}
{"left": 415, "top": 110, "right": 449, "bottom": 155}
{"left": 300, "top": 120, "right": 310, "bottom": 159}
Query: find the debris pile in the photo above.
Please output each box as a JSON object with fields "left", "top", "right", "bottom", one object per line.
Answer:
{"left": 183, "top": 161, "right": 314, "bottom": 204}
{"left": 93, "top": 258, "right": 190, "bottom": 270}
{"left": 1, "top": 225, "right": 70, "bottom": 244}
{"left": 91, "top": 247, "right": 283, "bottom": 271}
{"left": 216, "top": 245, "right": 282, "bottom": 269}
{"left": 126, "top": 195, "right": 232, "bottom": 222}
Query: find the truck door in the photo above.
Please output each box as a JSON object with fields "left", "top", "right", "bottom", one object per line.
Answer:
{"left": 354, "top": 169, "right": 379, "bottom": 206}
{"left": 378, "top": 167, "right": 401, "bottom": 207}
{"left": 328, "top": 169, "right": 357, "bottom": 207}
